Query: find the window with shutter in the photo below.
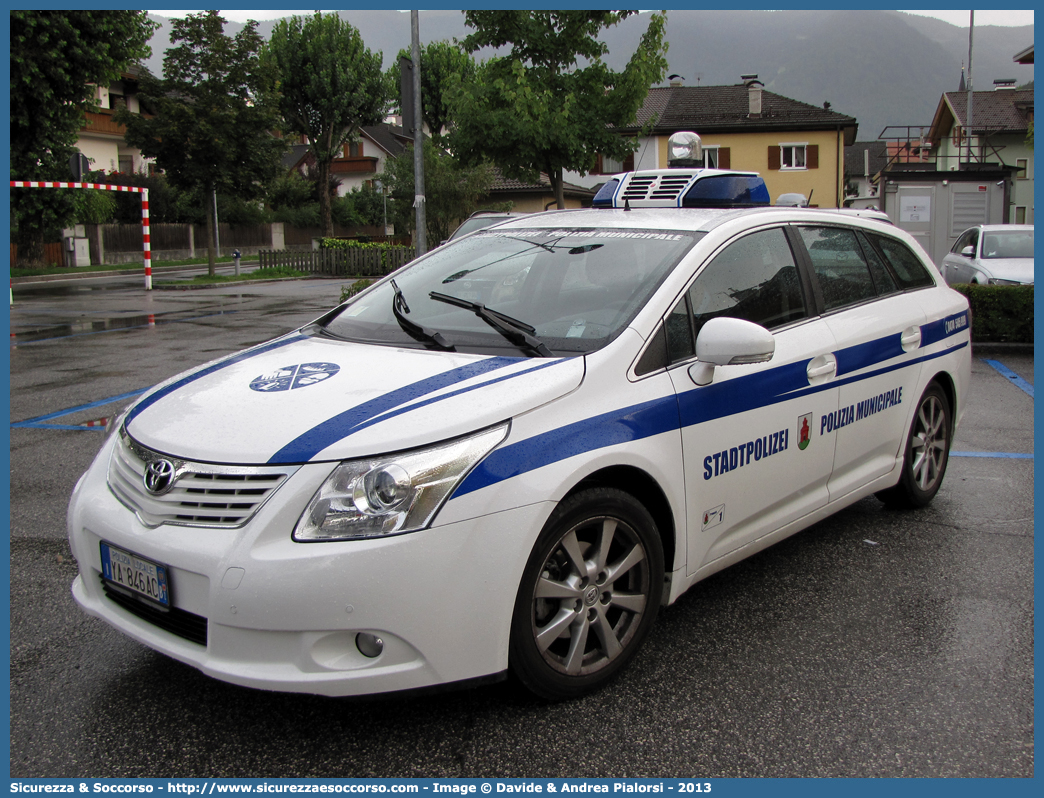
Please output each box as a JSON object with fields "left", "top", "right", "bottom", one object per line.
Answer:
{"left": 778, "top": 144, "right": 808, "bottom": 170}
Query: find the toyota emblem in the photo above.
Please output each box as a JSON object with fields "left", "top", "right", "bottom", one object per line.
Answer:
{"left": 143, "top": 459, "right": 176, "bottom": 495}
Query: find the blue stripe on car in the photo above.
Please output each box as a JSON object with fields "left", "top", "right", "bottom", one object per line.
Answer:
{"left": 458, "top": 396, "right": 681, "bottom": 496}
{"left": 454, "top": 324, "right": 969, "bottom": 497}
{"left": 920, "top": 311, "right": 969, "bottom": 348}
{"left": 330, "top": 358, "right": 568, "bottom": 441}
{"left": 126, "top": 334, "right": 308, "bottom": 426}
{"left": 267, "top": 357, "right": 527, "bottom": 463}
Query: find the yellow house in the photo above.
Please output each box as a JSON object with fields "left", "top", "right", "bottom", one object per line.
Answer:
{"left": 572, "top": 78, "right": 858, "bottom": 208}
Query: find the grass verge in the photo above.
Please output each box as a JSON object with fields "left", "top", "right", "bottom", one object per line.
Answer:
{"left": 155, "top": 267, "right": 308, "bottom": 286}
{"left": 11, "top": 255, "right": 241, "bottom": 278}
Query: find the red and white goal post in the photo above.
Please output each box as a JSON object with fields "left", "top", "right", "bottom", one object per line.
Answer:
{"left": 9, "top": 180, "right": 153, "bottom": 290}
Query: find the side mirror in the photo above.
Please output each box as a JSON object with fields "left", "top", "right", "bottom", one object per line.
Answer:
{"left": 688, "top": 317, "right": 775, "bottom": 386}
{"left": 961, "top": 245, "right": 975, "bottom": 257}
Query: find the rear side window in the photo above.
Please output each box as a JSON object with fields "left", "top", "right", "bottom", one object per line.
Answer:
{"left": 797, "top": 227, "right": 878, "bottom": 311}
{"left": 867, "top": 234, "right": 935, "bottom": 288}
{"left": 856, "top": 232, "right": 899, "bottom": 296}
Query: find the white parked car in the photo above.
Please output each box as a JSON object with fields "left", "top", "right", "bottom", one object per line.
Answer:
{"left": 940, "top": 224, "right": 1034, "bottom": 286}
{"left": 68, "top": 159, "right": 971, "bottom": 700}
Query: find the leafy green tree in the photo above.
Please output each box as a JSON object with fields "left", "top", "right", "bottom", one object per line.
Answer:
{"left": 447, "top": 11, "right": 668, "bottom": 209}
{"left": 388, "top": 41, "right": 477, "bottom": 142}
{"left": 118, "top": 11, "right": 286, "bottom": 274}
{"left": 382, "top": 140, "right": 504, "bottom": 245}
{"left": 97, "top": 170, "right": 188, "bottom": 224}
{"left": 73, "top": 177, "right": 118, "bottom": 225}
{"left": 334, "top": 185, "right": 388, "bottom": 231}
{"left": 264, "top": 13, "right": 390, "bottom": 237}
{"left": 218, "top": 195, "right": 270, "bottom": 227}
{"left": 10, "top": 11, "right": 156, "bottom": 264}
{"left": 268, "top": 172, "right": 319, "bottom": 214}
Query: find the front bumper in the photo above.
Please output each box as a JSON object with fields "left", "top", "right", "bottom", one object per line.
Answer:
{"left": 68, "top": 438, "right": 552, "bottom": 696}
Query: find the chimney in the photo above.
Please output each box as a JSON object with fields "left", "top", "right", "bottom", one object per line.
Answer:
{"left": 993, "top": 79, "right": 1017, "bottom": 90}
{"left": 668, "top": 74, "right": 684, "bottom": 87}
{"left": 742, "top": 74, "right": 764, "bottom": 117}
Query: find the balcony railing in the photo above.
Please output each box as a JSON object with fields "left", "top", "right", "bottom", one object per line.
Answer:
{"left": 81, "top": 110, "right": 127, "bottom": 137}
{"left": 879, "top": 125, "right": 1012, "bottom": 173}
{"left": 330, "top": 157, "right": 379, "bottom": 175}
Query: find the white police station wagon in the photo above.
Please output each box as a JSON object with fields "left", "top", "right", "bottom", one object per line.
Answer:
{"left": 68, "top": 135, "right": 971, "bottom": 700}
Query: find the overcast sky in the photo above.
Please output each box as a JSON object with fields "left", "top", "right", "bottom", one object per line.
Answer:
{"left": 151, "top": 9, "right": 1034, "bottom": 27}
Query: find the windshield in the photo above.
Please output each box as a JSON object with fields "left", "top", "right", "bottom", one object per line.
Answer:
{"left": 323, "top": 227, "right": 700, "bottom": 356}
{"left": 981, "top": 229, "right": 1034, "bottom": 259}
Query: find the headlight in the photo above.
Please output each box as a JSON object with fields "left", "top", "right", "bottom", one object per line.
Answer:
{"left": 987, "top": 278, "right": 1021, "bottom": 286}
{"left": 293, "top": 423, "right": 508, "bottom": 542}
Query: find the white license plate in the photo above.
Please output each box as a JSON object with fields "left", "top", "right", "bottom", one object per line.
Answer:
{"left": 100, "top": 542, "right": 170, "bottom": 607}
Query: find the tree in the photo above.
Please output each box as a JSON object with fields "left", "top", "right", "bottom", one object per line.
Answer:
{"left": 382, "top": 141, "right": 505, "bottom": 245}
{"left": 388, "top": 41, "right": 477, "bottom": 142}
{"left": 264, "top": 13, "right": 390, "bottom": 237}
{"left": 118, "top": 11, "right": 286, "bottom": 274}
{"left": 9, "top": 11, "right": 156, "bottom": 265}
{"left": 447, "top": 11, "right": 668, "bottom": 209}
{"left": 334, "top": 185, "right": 388, "bottom": 231}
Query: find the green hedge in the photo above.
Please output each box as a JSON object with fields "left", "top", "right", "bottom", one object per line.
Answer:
{"left": 318, "top": 238, "right": 413, "bottom": 276}
{"left": 951, "top": 284, "right": 1034, "bottom": 344}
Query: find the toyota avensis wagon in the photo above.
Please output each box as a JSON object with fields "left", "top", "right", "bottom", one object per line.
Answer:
{"left": 68, "top": 152, "right": 971, "bottom": 700}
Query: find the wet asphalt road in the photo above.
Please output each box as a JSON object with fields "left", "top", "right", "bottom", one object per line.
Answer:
{"left": 7, "top": 275, "right": 1034, "bottom": 778}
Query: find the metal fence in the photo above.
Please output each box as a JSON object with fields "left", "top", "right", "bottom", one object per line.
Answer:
{"left": 257, "top": 246, "right": 416, "bottom": 277}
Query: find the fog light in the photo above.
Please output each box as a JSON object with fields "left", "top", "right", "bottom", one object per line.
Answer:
{"left": 356, "top": 632, "right": 384, "bottom": 658}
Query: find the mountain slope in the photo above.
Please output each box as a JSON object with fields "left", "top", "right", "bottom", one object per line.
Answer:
{"left": 142, "top": 10, "right": 1033, "bottom": 142}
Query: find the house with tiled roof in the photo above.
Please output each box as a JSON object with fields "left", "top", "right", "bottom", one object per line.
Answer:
{"left": 485, "top": 170, "right": 595, "bottom": 212}
{"left": 844, "top": 141, "right": 889, "bottom": 200}
{"left": 77, "top": 66, "right": 150, "bottom": 175}
{"left": 567, "top": 77, "right": 858, "bottom": 208}
{"left": 924, "top": 87, "right": 1033, "bottom": 224}
{"left": 285, "top": 122, "right": 413, "bottom": 196}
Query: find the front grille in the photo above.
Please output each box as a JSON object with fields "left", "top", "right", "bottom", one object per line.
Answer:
{"left": 620, "top": 172, "right": 696, "bottom": 205}
{"left": 108, "top": 431, "right": 299, "bottom": 528}
{"left": 102, "top": 577, "right": 208, "bottom": 646}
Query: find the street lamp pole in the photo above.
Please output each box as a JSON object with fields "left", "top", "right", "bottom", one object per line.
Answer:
{"left": 411, "top": 10, "right": 426, "bottom": 256}
{"left": 375, "top": 179, "right": 388, "bottom": 234}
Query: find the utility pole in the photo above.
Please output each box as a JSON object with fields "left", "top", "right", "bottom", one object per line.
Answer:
{"left": 411, "top": 10, "right": 427, "bottom": 256}
{"left": 966, "top": 11, "right": 974, "bottom": 167}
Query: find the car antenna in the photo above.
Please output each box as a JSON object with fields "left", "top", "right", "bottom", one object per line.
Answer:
{"left": 624, "top": 198, "right": 631, "bottom": 212}
{"left": 805, "top": 189, "right": 813, "bottom": 207}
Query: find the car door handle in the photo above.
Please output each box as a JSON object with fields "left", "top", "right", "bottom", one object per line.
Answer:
{"left": 806, "top": 354, "right": 837, "bottom": 385}
{"left": 900, "top": 326, "right": 922, "bottom": 353}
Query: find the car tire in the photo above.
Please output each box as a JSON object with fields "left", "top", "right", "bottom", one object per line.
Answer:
{"left": 509, "top": 487, "right": 664, "bottom": 700}
{"left": 876, "top": 382, "right": 952, "bottom": 508}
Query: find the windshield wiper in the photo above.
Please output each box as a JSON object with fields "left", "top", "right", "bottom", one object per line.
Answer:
{"left": 391, "top": 280, "right": 455, "bottom": 351}
{"left": 428, "top": 291, "right": 554, "bottom": 357}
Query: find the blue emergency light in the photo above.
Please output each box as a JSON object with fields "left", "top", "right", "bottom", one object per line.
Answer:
{"left": 592, "top": 169, "right": 771, "bottom": 209}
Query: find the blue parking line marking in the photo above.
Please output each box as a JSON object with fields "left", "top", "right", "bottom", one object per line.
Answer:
{"left": 983, "top": 359, "right": 1034, "bottom": 399}
{"left": 11, "top": 388, "right": 149, "bottom": 431}
{"left": 951, "top": 451, "right": 1033, "bottom": 459}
